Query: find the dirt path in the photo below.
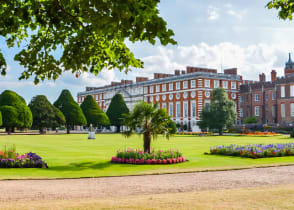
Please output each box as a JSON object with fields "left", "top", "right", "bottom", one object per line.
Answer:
{"left": 2, "top": 165, "right": 294, "bottom": 202}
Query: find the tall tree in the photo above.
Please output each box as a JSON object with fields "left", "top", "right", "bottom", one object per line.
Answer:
{"left": 267, "top": 1, "right": 294, "bottom": 20}
{"left": 0, "top": 90, "right": 32, "bottom": 133}
{"left": 80, "top": 95, "right": 110, "bottom": 128}
{"left": 106, "top": 94, "right": 129, "bottom": 133}
{"left": 29, "top": 95, "right": 65, "bottom": 134}
{"left": 197, "top": 88, "right": 237, "bottom": 135}
{"left": 0, "top": 1, "right": 176, "bottom": 84}
{"left": 0, "top": 111, "right": 2, "bottom": 127}
{"left": 54, "top": 89, "right": 87, "bottom": 134}
{"left": 123, "top": 102, "right": 172, "bottom": 153}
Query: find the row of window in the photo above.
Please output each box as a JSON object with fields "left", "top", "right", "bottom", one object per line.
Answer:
{"left": 239, "top": 92, "right": 276, "bottom": 103}
{"left": 161, "top": 101, "right": 198, "bottom": 118}
{"left": 241, "top": 104, "right": 294, "bottom": 118}
{"left": 147, "top": 80, "right": 237, "bottom": 94}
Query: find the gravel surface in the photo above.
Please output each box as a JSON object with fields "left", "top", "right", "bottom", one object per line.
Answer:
{"left": 2, "top": 165, "right": 294, "bottom": 201}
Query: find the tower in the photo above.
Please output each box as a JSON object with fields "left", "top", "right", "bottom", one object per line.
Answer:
{"left": 285, "top": 52, "right": 294, "bottom": 77}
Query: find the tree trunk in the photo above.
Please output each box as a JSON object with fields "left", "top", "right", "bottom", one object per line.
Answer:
{"left": 219, "top": 128, "right": 223, "bottom": 136}
{"left": 39, "top": 127, "right": 46, "bottom": 134}
{"left": 6, "top": 127, "right": 11, "bottom": 135}
{"left": 66, "top": 124, "right": 71, "bottom": 134}
{"left": 116, "top": 125, "right": 120, "bottom": 133}
{"left": 143, "top": 132, "right": 151, "bottom": 153}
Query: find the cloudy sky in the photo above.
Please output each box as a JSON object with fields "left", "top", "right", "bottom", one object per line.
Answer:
{"left": 1, "top": 0, "right": 294, "bottom": 103}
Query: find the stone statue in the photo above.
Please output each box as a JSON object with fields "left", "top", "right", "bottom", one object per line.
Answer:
{"left": 88, "top": 124, "right": 95, "bottom": 139}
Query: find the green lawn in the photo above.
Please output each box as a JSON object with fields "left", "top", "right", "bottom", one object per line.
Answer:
{"left": 0, "top": 134, "right": 294, "bottom": 179}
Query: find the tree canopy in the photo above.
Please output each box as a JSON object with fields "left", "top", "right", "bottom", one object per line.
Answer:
{"left": 123, "top": 101, "right": 172, "bottom": 153}
{"left": 0, "top": 90, "right": 32, "bottom": 132}
{"left": 0, "top": 1, "right": 176, "bottom": 84}
{"left": 29, "top": 95, "right": 65, "bottom": 133}
{"left": 197, "top": 88, "right": 237, "bottom": 135}
{"left": 267, "top": 0, "right": 294, "bottom": 20}
{"left": 54, "top": 89, "right": 86, "bottom": 133}
{"left": 80, "top": 95, "right": 110, "bottom": 127}
{"left": 106, "top": 94, "right": 129, "bottom": 132}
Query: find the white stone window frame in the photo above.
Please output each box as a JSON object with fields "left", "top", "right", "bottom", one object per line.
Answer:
{"left": 176, "top": 82, "right": 181, "bottom": 90}
{"left": 231, "top": 82, "right": 236, "bottom": 90}
{"left": 183, "top": 81, "right": 188, "bottom": 89}
{"left": 169, "top": 83, "right": 173, "bottom": 91}
{"left": 255, "top": 106, "right": 260, "bottom": 116}
{"left": 214, "top": 80, "right": 219, "bottom": 88}
{"left": 162, "top": 84, "right": 166, "bottom": 92}
{"left": 176, "top": 102, "right": 181, "bottom": 118}
{"left": 191, "top": 80, "right": 196, "bottom": 88}
{"left": 222, "top": 81, "right": 228, "bottom": 89}
{"left": 156, "top": 85, "right": 160, "bottom": 93}
{"left": 204, "top": 79, "right": 210, "bottom": 88}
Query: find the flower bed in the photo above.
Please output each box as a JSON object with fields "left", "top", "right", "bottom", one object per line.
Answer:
{"left": 0, "top": 145, "right": 48, "bottom": 168}
{"left": 240, "top": 131, "right": 279, "bottom": 136}
{"left": 111, "top": 148, "right": 186, "bottom": 164}
{"left": 209, "top": 143, "right": 294, "bottom": 159}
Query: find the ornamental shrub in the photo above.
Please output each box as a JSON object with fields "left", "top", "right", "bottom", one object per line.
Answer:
{"left": 291, "top": 129, "right": 294, "bottom": 138}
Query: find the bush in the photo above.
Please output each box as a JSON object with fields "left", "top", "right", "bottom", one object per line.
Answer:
{"left": 244, "top": 116, "right": 258, "bottom": 124}
{"left": 167, "top": 120, "right": 177, "bottom": 134}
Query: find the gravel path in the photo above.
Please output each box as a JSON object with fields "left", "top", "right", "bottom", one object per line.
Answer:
{"left": 2, "top": 165, "right": 294, "bottom": 201}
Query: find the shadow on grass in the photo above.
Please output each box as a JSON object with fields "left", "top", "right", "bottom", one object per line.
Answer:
{"left": 49, "top": 161, "right": 112, "bottom": 171}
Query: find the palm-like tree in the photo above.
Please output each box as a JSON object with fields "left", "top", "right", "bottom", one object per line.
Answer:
{"left": 123, "top": 101, "right": 173, "bottom": 153}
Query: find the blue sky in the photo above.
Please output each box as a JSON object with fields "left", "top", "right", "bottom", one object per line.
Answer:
{"left": 1, "top": 0, "right": 294, "bottom": 103}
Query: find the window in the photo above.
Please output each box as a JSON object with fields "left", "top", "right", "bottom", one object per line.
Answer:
{"left": 156, "top": 85, "right": 160, "bottom": 93}
{"left": 231, "top": 82, "right": 236, "bottom": 89}
{"left": 255, "top": 106, "right": 260, "bottom": 116}
{"left": 239, "top": 96, "right": 243, "bottom": 103}
{"left": 231, "top": 93, "right": 236, "bottom": 99}
{"left": 183, "top": 92, "right": 188, "bottom": 99}
{"left": 281, "top": 86, "right": 285, "bottom": 98}
{"left": 150, "top": 96, "right": 153, "bottom": 102}
{"left": 162, "top": 95, "right": 166, "bottom": 101}
{"left": 191, "top": 101, "right": 196, "bottom": 117}
{"left": 204, "top": 100, "right": 210, "bottom": 108}
{"left": 156, "top": 95, "right": 159, "bottom": 101}
{"left": 204, "top": 80, "right": 210, "bottom": 88}
{"left": 191, "top": 80, "right": 196, "bottom": 88}
{"left": 162, "top": 103, "right": 167, "bottom": 109}
{"left": 281, "top": 104, "right": 285, "bottom": 118}
{"left": 291, "top": 104, "right": 294, "bottom": 117}
{"left": 240, "top": 108, "right": 243, "bottom": 117}
{"left": 254, "top": 94, "right": 260, "bottom": 102}
{"left": 176, "top": 93, "right": 180, "bottom": 99}
{"left": 150, "top": 86, "right": 154, "bottom": 94}
{"left": 169, "top": 83, "right": 173, "bottom": 91}
{"left": 169, "top": 94, "right": 173, "bottom": 100}
{"left": 176, "top": 82, "right": 181, "bottom": 90}
{"left": 183, "top": 102, "right": 188, "bottom": 117}
{"left": 144, "top": 87, "right": 148, "bottom": 93}
{"left": 191, "top": 91, "right": 196, "bottom": 98}
{"left": 265, "top": 93, "right": 268, "bottom": 101}
{"left": 291, "top": 85, "right": 294, "bottom": 97}
{"left": 272, "top": 106, "right": 275, "bottom": 117}
{"left": 162, "top": 84, "right": 166, "bottom": 92}
{"left": 176, "top": 102, "right": 181, "bottom": 118}
{"left": 169, "top": 103, "right": 174, "bottom": 116}
{"left": 222, "top": 81, "right": 228, "bottom": 89}
{"left": 214, "top": 80, "right": 219, "bottom": 88}
{"left": 205, "top": 91, "right": 210, "bottom": 98}
{"left": 183, "top": 81, "right": 188, "bottom": 89}
{"left": 272, "top": 92, "right": 275, "bottom": 100}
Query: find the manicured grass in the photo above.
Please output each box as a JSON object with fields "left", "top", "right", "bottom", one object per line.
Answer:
{"left": 0, "top": 134, "right": 294, "bottom": 179}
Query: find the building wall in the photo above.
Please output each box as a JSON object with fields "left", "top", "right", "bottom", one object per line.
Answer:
{"left": 77, "top": 68, "right": 242, "bottom": 131}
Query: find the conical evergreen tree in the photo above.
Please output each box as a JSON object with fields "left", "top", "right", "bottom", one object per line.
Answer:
{"left": 54, "top": 89, "right": 87, "bottom": 134}
{"left": 106, "top": 94, "right": 129, "bottom": 132}
{"left": 80, "top": 95, "right": 110, "bottom": 128}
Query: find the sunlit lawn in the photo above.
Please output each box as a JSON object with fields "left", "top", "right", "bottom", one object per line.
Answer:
{"left": 0, "top": 134, "right": 294, "bottom": 179}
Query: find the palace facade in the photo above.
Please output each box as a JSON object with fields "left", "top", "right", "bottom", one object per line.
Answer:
{"left": 77, "top": 67, "right": 248, "bottom": 131}
{"left": 239, "top": 53, "right": 294, "bottom": 126}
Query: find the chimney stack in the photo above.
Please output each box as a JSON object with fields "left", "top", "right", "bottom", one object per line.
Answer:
{"left": 271, "top": 70, "right": 277, "bottom": 82}
{"left": 259, "top": 73, "right": 266, "bottom": 82}
{"left": 175, "top": 70, "right": 180, "bottom": 75}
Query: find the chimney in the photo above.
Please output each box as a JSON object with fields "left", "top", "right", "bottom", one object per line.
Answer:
{"left": 175, "top": 70, "right": 180, "bottom": 75}
{"left": 224, "top": 68, "right": 237, "bottom": 75}
{"left": 259, "top": 73, "right": 266, "bottom": 82}
{"left": 271, "top": 70, "right": 277, "bottom": 82}
{"left": 181, "top": 70, "right": 186, "bottom": 75}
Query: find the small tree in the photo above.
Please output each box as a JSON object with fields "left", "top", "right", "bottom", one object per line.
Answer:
{"left": 81, "top": 95, "right": 110, "bottom": 128}
{"left": 167, "top": 120, "right": 177, "bottom": 134}
{"left": 197, "top": 88, "right": 237, "bottom": 135}
{"left": 123, "top": 101, "right": 172, "bottom": 153}
{"left": 29, "top": 95, "right": 65, "bottom": 134}
{"left": 54, "top": 90, "right": 87, "bottom": 134}
{"left": 0, "top": 90, "right": 32, "bottom": 133}
{"left": 106, "top": 94, "right": 129, "bottom": 133}
{"left": 244, "top": 116, "right": 258, "bottom": 124}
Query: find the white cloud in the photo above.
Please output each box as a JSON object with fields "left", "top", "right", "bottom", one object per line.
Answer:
{"left": 227, "top": 9, "right": 247, "bottom": 20}
{"left": 207, "top": 6, "right": 219, "bottom": 20}
{"left": 133, "top": 43, "right": 291, "bottom": 81}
